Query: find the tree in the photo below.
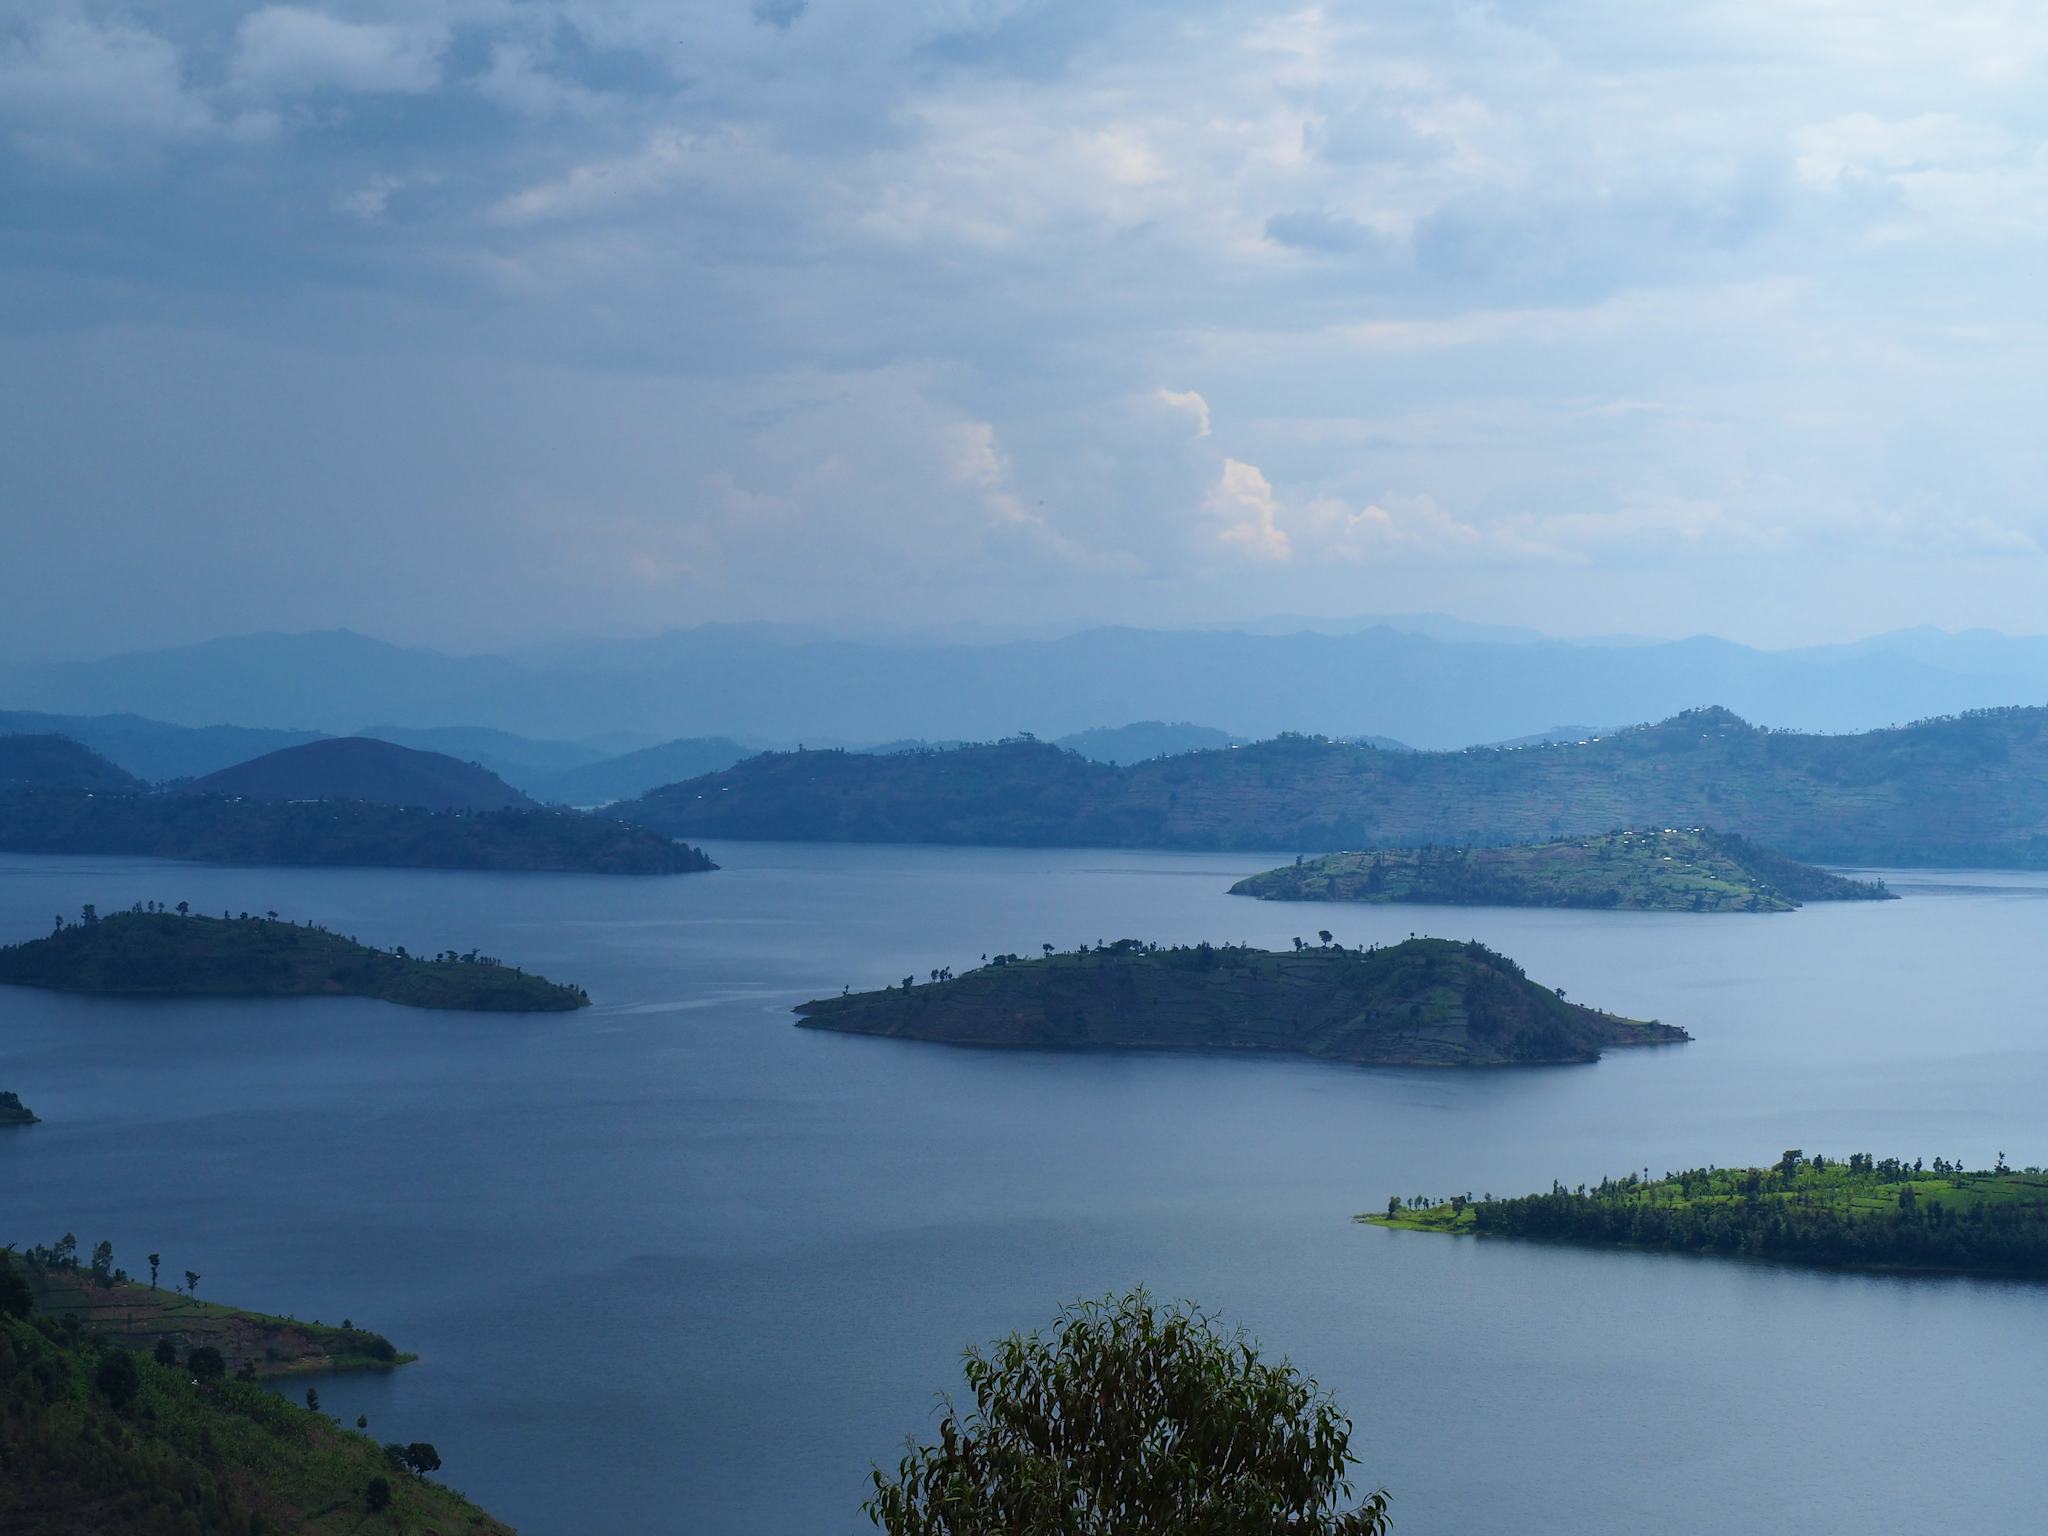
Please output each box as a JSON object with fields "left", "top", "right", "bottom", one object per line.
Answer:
{"left": 306, "top": 1386, "right": 321, "bottom": 1412}
{"left": 1318, "top": 930, "right": 1333, "bottom": 948}
{"left": 366, "top": 1477, "right": 393, "bottom": 1513}
{"left": 90, "top": 1240, "right": 114, "bottom": 1285}
{"left": 148, "top": 1252, "right": 161, "bottom": 1289}
{"left": 0, "top": 1255, "right": 32, "bottom": 1319}
{"left": 187, "top": 1345, "right": 226, "bottom": 1384}
{"left": 154, "top": 1337, "right": 178, "bottom": 1368}
{"left": 95, "top": 1349, "right": 141, "bottom": 1412}
{"left": 865, "top": 1290, "right": 1389, "bottom": 1536}
{"left": 184, "top": 1269, "right": 201, "bottom": 1297}
{"left": 176, "top": 901, "right": 189, "bottom": 917}
{"left": 404, "top": 1443, "right": 442, "bottom": 1478}
{"left": 358, "top": 1413, "right": 370, "bottom": 1430}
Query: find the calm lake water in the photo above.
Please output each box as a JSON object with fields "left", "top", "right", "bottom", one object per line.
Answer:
{"left": 4, "top": 844, "right": 2046, "bottom": 1534}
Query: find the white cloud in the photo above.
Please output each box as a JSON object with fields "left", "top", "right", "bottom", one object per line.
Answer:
{"left": 1205, "top": 459, "right": 1292, "bottom": 562}
{"left": 490, "top": 130, "right": 730, "bottom": 224}
{"left": 0, "top": 14, "right": 212, "bottom": 164}
{"left": 233, "top": 7, "right": 446, "bottom": 95}
{"left": 1155, "top": 388, "right": 1211, "bottom": 437}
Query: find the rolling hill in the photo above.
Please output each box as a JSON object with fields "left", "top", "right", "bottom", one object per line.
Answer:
{"left": 612, "top": 705, "right": 2048, "bottom": 868}
{"left": 0, "top": 734, "right": 140, "bottom": 792}
{"left": 186, "top": 737, "right": 534, "bottom": 813}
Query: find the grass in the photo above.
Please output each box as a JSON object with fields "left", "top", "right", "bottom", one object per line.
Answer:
{"left": 1363, "top": 1156, "right": 2048, "bottom": 1277}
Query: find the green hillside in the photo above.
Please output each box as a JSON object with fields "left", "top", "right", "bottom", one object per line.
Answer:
{"left": 796, "top": 937, "right": 1685, "bottom": 1067}
{"left": 0, "top": 733, "right": 139, "bottom": 792}
{"left": 612, "top": 706, "right": 2048, "bottom": 867}
{"left": 1367, "top": 1152, "right": 2048, "bottom": 1277}
{"left": 0, "top": 1251, "right": 508, "bottom": 1535}
{"left": 0, "top": 785, "right": 714, "bottom": 875}
{"left": 0, "top": 909, "right": 589, "bottom": 1012}
{"left": 1231, "top": 828, "right": 1893, "bottom": 911}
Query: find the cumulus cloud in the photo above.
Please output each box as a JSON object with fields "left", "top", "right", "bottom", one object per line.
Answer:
{"left": 232, "top": 7, "right": 446, "bottom": 95}
{"left": 1205, "top": 459, "right": 1292, "bottom": 562}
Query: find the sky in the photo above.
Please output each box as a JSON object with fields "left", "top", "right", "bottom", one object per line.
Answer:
{"left": 2, "top": 0, "right": 2046, "bottom": 659}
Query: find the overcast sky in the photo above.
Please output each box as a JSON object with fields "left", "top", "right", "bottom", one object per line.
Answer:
{"left": 3, "top": 1, "right": 2046, "bottom": 658}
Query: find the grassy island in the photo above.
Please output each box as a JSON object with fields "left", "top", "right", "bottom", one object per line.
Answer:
{"left": 0, "top": 783, "right": 715, "bottom": 875}
{"left": 1365, "top": 1151, "right": 2048, "bottom": 1277}
{"left": 0, "top": 1089, "right": 36, "bottom": 1125}
{"left": 1231, "top": 828, "right": 1893, "bottom": 912}
{"left": 796, "top": 937, "right": 1685, "bottom": 1068}
{"left": 0, "top": 1250, "right": 508, "bottom": 1535}
{"left": 0, "top": 907, "right": 590, "bottom": 1012}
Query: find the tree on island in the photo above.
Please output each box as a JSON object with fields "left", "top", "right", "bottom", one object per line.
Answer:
{"left": 865, "top": 1290, "right": 1389, "bottom": 1535}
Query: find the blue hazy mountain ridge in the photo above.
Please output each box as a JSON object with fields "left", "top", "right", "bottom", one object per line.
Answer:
{"left": 353, "top": 724, "right": 613, "bottom": 780}
{"left": 523, "top": 738, "right": 757, "bottom": 806}
{"left": 0, "top": 710, "right": 322, "bottom": 782}
{"left": 183, "top": 738, "right": 536, "bottom": 813}
{"left": 6, "top": 623, "right": 2048, "bottom": 748}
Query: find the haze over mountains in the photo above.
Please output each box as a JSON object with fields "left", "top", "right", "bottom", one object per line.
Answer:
{"left": 7, "top": 619, "right": 2048, "bottom": 752}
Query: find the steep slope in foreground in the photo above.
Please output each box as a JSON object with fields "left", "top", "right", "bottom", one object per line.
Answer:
{"left": 796, "top": 938, "right": 1685, "bottom": 1067}
{"left": 187, "top": 736, "right": 535, "bottom": 812}
{"left": 0, "top": 1255, "right": 509, "bottom": 1536}
{"left": 1231, "top": 828, "right": 1894, "bottom": 911}
{"left": 1368, "top": 1154, "right": 2048, "bottom": 1277}
{"left": 0, "top": 733, "right": 140, "bottom": 792}
{"left": 0, "top": 786, "right": 713, "bottom": 874}
{"left": 616, "top": 707, "right": 2048, "bottom": 868}
{"left": 0, "top": 910, "right": 588, "bottom": 1011}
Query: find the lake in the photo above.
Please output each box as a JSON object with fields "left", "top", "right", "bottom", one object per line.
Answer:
{"left": 3, "top": 843, "right": 2045, "bottom": 1534}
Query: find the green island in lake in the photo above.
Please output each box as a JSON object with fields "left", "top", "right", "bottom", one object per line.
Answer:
{"left": 0, "top": 907, "right": 589, "bottom": 1012}
{"left": 1, "top": 1246, "right": 509, "bottom": 1534}
{"left": 796, "top": 936, "right": 1686, "bottom": 1067}
{"left": 0, "top": 1089, "right": 36, "bottom": 1125}
{"left": 1231, "top": 828, "right": 1893, "bottom": 912}
{"left": 1367, "top": 1151, "right": 2048, "bottom": 1277}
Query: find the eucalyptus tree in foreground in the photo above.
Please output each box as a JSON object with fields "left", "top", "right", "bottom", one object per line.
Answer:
{"left": 866, "top": 1290, "right": 1390, "bottom": 1535}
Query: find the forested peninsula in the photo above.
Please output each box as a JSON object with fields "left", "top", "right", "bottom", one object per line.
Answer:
{"left": 0, "top": 908, "right": 589, "bottom": 1012}
{"left": 796, "top": 937, "right": 1685, "bottom": 1067}
{"left": 613, "top": 705, "right": 2048, "bottom": 867}
{"left": 0, "top": 784, "right": 714, "bottom": 875}
{"left": 0, "top": 1247, "right": 508, "bottom": 1535}
{"left": 1368, "top": 1152, "right": 2048, "bottom": 1277}
{"left": 1231, "top": 828, "right": 1893, "bottom": 911}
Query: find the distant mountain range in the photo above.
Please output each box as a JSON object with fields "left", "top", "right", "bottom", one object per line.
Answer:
{"left": 610, "top": 706, "right": 2048, "bottom": 869}
{"left": 8, "top": 621, "right": 2048, "bottom": 749}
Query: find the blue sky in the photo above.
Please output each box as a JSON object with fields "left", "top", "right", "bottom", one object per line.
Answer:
{"left": 3, "top": 1, "right": 2046, "bottom": 657}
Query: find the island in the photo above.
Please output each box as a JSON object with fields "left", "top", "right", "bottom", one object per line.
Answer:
{"left": 0, "top": 907, "right": 591, "bottom": 1012}
{"left": 1365, "top": 1151, "right": 2048, "bottom": 1276}
{"left": 795, "top": 937, "right": 1686, "bottom": 1067}
{"left": 612, "top": 704, "right": 2048, "bottom": 868}
{"left": 0, "top": 1089, "right": 36, "bottom": 1125}
{"left": 1230, "top": 828, "right": 1894, "bottom": 912}
{"left": 0, "top": 783, "right": 715, "bottom": 875}
{"left": 1, "top": 1246, "right": 510, "bottom": 1534}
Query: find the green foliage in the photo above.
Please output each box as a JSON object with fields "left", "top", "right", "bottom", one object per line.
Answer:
{"left": 0, "top": 1307, "right": 509, "bottom": 1534}
{"left": 0, "top": 1256, "right": 34, "bottom": 1320}
{"left": 187, "top": 1346, "right": 225, "bottom": 1384}
{"left": 0, "top": 909, "right": 589, "bottom": 1013}
{"left": 0, "top": 783, "right": 715, "bottom": 875}
{"left": 1372, "top": 1155, "right": 2048, "bottom": 1276}
{"left": 1232, "top": 827, "right": 1892, "bottom": 912}
{"left": 866, "top": 1291, "right": 1389, "bottom": 1536}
